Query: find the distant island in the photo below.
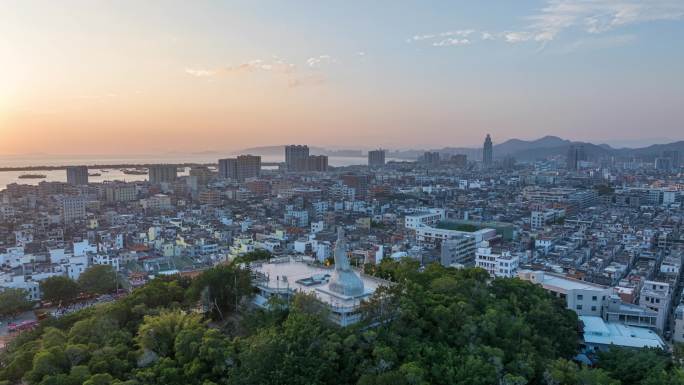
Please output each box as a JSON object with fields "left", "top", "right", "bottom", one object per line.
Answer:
{"left": 18, "top": 174, "right": 47, "bottom": 179}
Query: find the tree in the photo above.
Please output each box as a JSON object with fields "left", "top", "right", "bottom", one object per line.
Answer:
{"left": 40, "top": 276, "right": 81, "bottom": 304}
{"left": 136, "top": 311, "right": 203, "bottom": 359}
{"left": 5, "top": 260, "right": 684, "bottom": 385}
{"left": 78, "top": 265, "right": 117, "bottom": 295}
{"left": 232, "top": 249, "right": 272, "bottom": 265}
{"left": 597, "top": 347, "right": 672, "bottom": 385}
{"left": 546, "top": 359, "right": 619, "bottom": 385}
{"left": 83, "top": 373, "right": 115, "bottom": 385}
{"left": 229, "top": 312, "right": 340, "bottom": 385}
{"left": 0, "top": 288, "right": 32, "bottom": 317}
{"left": 186, "top": 265, "right": 252, "bottom": 320}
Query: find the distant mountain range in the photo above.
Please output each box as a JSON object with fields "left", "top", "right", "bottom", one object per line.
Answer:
{"left": 236, "top": 136, "right": 684, "bottom": 162}
{"left": 393, "top": 136, "right": 684, "bottom": 161}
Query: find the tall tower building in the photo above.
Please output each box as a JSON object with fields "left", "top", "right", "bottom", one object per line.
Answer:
{"left": 285, "top": 145, "right": 310, "bottom": 172}
{"left": 66, "top": 166, "right": 89, "bottom": 185}
{"left": 566, "top": 145, "right": 586, "bottom": 171}
{"left": 483, "top": 134, "right": 493, "bottom": 166}
{"left": 368, "top": 149, "right": 386, "bottom": 168}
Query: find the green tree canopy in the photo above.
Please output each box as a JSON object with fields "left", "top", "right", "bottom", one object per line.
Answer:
{"left": 0, "top": 288, "right": 32, "bottom": 317}
{"left": 78, "top": 265, "right": 117, "bottom": 295}
{"left": 232, "top": 249, "right": 272, "bottom": 265}
{"left": 40, "top": 276, "right": 81, "bottom": 304}
{"left": 4, "top": 261, "right": 684, "bottom": 385}
{"left": 186, "top": 265, "right": 252, "bottom": 320}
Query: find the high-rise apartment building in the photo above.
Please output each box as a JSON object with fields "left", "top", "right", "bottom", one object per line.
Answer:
{"left": 663, "top": 150, "right": 681, "bottom": 170}
{"left": 218, "top": 155, "right": 261, "bottom": 181}
{"left": 284, "top": 145, "right": 329, "bottom": 172}
{"left": 368, "top": 149, "right": 386, "bottom": 168}
{"left": 450, "top": 154, "right": 467, "bottom": 168}
{"left": 189, "top": 166, "right": 213, "bottom": 186}
{"left": 149, "top": 165, "right": 178, "bottom": 184}
{"left": 307, "top": 155, "right": 328, "bottom": 172}
{"left": 218, "top": 158, "right": 237, "bottom": 179}
{"left": 66, "top": 166, "right": 89, "bottom": 185}
{"left": 236, "top": 155, "right": 261, "bottom": 181}
{"left": 482, "top": 134, "right": 493, "bottom": 167}
{"left": 285, "top": 145, "right": 310, "bottom": 172}
{"left": 422, "top": 152, "right": 440, "bottom": 165}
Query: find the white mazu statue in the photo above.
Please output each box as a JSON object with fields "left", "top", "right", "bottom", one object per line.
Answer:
{"left": 328, "top": 227, "right": 365, "bottom": 297}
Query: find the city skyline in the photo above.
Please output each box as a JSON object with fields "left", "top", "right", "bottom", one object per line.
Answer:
{"left": 2, "top": 2, "right": 684, "bottom": 383}
{"left": 2, "top": 0, "right": 684, "bottom": 155}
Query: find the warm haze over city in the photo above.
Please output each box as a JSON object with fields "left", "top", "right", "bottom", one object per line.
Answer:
{"left": 1, "top": 0, "right": 683, "bottom": 155}
{"left": 2, "top": 2, "right": 684, "bottom": 385}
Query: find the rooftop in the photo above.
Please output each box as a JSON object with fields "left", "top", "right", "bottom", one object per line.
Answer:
{"left": 580, "top": 316, "right": 664, "bottom": 349}
{"left": 520, "top": 270, "right": 609, "bottom": 292}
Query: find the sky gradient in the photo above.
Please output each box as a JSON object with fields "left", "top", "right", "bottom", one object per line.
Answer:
{"left": 1, "top": 0, "right": 683, "bottom": 155}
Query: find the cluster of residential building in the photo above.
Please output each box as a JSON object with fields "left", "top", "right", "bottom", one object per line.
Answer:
{"left": 1, "top": 139, "right": 683, "bottom": 339}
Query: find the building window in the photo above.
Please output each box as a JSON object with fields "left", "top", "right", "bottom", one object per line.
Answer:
{"left": 591, "top": 306, "right": 597, "bottom": 312}
{"left": 592, "top": 296, "right": 597, "bottom": 301}
{"left": 576, "top": 305, "right": 583, "bottom": 310}
{"left": 577, "top": 294, "right": 583, "bottom": 301}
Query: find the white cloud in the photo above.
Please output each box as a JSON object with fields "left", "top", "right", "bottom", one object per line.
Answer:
{"left": 481, "top": 31, "right": 495, "bottom": 40}
{"left": 185, "top": 68, "right": 216, "bottom": 77}
{"left": 432, "top": 38, "right": 470, "bottom": 47}
{"left": 185, "top": 58, "right": 296, "bottom": 78}
{"left": 228, "top": 58, "right": 296, "bottom": 73}
{"left": 521, "top": 0, "right": 684, "bottom": 42}
{"left": 407, "top": 29, "right": 475, "bottom": 43}
{"left": 306, "top": 55, "right": 334, "bottom": 67}
{"left": 504, "top": 32, "right": 533, "bottom": 43}
{"left": 408, "top": 0, "right": 683, "bottom": 48}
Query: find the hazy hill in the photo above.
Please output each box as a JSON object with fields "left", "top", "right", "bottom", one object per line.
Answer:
{"left": 235, "top": 137, "right": 683, "bottom": 162}
{"left": 416, "top": 136, "right": 682, "bottom": 161}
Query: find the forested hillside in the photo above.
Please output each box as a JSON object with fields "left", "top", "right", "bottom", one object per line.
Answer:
{"left": 1, "top": 259, "right": 683, "bottom": 385}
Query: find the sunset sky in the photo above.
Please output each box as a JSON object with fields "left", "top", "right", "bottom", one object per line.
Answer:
{"left": 1, "top": 0, "right": 683, "bottom": 155}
